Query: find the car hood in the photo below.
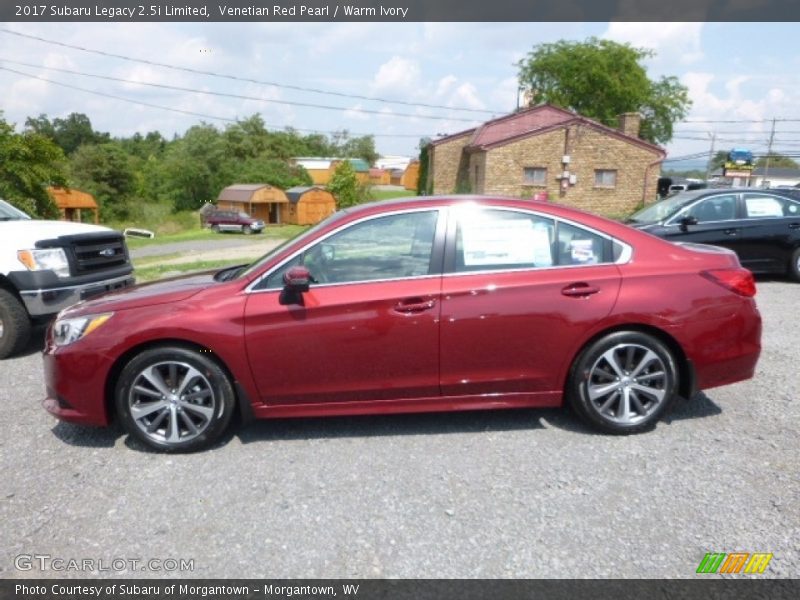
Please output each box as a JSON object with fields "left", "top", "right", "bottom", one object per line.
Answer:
{"left": 0, "top": 219, "right": 118, "bottom": 248}
{"left": 63, "top": 271, "right": 219, "bottom": 316}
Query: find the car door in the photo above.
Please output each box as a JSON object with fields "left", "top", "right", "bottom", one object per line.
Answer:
{"left": 243, "top": 208, "right": 445, "bottom": 405}
{"left": 661, "top": 193, "right": 743, "bottom": 251}
{"left": 737, "top": 192, "right": 800, "bottom": 272}
{"left": 439, "top": 206, "right": 622, "bottom": 399}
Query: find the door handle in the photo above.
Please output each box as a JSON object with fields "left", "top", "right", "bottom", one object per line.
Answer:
{"left": 789, "top": 223, "right": 800, "bottom": 230}
{"left": 723, "top": 228, "right": 739, "bottom": 236}
{"left": 561, "top": 283, "right": 600, "bottom": 298}
{"left": 394, "top": 298, "right": 436, "bottom": 313}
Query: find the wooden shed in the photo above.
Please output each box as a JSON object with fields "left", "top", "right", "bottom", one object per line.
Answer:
{"left": 47, "top": 187, "right": 99, "bottom": 223}
{"left": 216, "top": 184, "right": 288, "bottom": 224}
{"left": 369, "top": 168, "right": 391, "bottom": 185}
{"left": 281, "top": 187, "right": 337, "bottom": 225}
{"left": 402, "top": 160, "right": 420, "bottom": 191}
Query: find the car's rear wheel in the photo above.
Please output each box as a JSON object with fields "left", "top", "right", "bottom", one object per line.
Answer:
{"left": 115, "top": 346, "right": 235, "bottom": 452}
{"left": 789, "top": 248, "right": 800, "bottom": 282}
{"left": 567, "top": 331, "right": 678, "bottom": 434}
{"left": 210, "top": 224, "right": 220, "bottom": 233}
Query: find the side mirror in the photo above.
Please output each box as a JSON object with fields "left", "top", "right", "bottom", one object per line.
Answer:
{"left": 283, "top": 266, "right": 311, "bottom": 292}
{"left": 280, "top": 266, "right": 311, "bottom": 306}
{"left": 678, "top": 215, "right": 698, "bottom": 232}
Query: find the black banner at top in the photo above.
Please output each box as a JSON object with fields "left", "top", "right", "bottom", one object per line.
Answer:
{"left": 4, "top": 0, "right": 800, "bottom": 22}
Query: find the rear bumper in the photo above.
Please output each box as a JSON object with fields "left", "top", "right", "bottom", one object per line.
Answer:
{"left": 671, "top": 300, "right": 762, "bottom": 392}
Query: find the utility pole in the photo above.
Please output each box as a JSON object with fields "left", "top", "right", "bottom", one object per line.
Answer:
{"left": 704, "top": 131, "right": 716, "bottom": 183}
{"left": 763, "top": 118, "right": 776, "bottom": 188}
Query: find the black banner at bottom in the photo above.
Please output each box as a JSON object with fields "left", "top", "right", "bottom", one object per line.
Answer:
{"left": 2, "top": 579, "right": 798, "bottom": 600}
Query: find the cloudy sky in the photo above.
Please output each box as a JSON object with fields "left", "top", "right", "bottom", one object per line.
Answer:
{"left": 1, "top": 21, "right": 799, "bottom": 166}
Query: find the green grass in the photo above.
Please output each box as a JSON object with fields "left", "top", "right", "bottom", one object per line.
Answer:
{"left": 134, "top": 258, "right": 259, "bottom": 282}
{"left": 369, "top": 189, "right": 418, "bottom": 201}
{"left": 126, "top": 224, "right": 307, "bottom": 248}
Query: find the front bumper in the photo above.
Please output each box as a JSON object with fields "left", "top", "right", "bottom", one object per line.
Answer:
{"left": 18, "top": 274, "right": 134, "bottom": 317}
{"left": 42, "top": 339, "right": 112, "bottom": 426}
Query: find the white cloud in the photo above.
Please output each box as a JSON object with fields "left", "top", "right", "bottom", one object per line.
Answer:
{"left": 603, "top": 22, "right": 704, "bottom": 65}
{"left": 370, "top": 56, "right": 421, "bottom": 97}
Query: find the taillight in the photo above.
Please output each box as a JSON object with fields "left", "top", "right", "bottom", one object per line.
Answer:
{"left": 701, "top": 269, "right": 756, "bottom": 297}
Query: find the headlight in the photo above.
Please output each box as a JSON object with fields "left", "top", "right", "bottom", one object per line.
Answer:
{"left": 17, "top": 248, "right": 70, "bottom": 278}
{"left": 52, "top": 313, "right": 113, "bottom": 347}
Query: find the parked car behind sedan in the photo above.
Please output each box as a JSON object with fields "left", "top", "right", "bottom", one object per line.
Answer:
{"left": 205, "top": 210, "right": 265, "bottom": 234}
{"left": 628, "top": 188, "right": 800, "bottom": 281}
{"left": 43, "top": 196, "right": 762, "bottom": 452}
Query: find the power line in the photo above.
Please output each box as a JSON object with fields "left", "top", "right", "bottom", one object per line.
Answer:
{"left": 0, "top": 66, "right": 435, "bottom": 139}
{"left": 0, "top": 28, "right": 499, "bottom": 116}
{"left": 0, "top": 58, "right": 480, "bottom": 124}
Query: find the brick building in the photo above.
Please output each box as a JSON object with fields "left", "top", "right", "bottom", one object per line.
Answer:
{"left": 427, "top": 104, "right": 666, "bottom": 216}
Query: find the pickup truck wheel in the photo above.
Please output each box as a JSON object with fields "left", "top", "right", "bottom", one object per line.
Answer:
{"left": 115, "top": 346, "right": 236, "bottom": 452}
{"left": 0, "top": 289, "right": 32, "bottom": 359}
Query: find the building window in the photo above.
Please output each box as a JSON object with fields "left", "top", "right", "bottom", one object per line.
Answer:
{"left": 523, "top": 167, "right": 547, "bottom": 185}
{"left": 594, "top": 170, "right": 617, "bottom": 187}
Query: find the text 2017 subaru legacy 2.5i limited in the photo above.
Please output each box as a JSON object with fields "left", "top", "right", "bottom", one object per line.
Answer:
{"left": 43, "top": 196, "right": 762, "bottom": 452}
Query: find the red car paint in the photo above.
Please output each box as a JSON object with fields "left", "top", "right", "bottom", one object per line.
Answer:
{"left": 43, "top": 196, "right": 761, "bottom": 428}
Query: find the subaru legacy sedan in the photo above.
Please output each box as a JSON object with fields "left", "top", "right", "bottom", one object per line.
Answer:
{"left": 628, "top": 188, "right": 800, "bottom": 281}
{"left": 43, "top": 196, "right": 762, "bottom": 452}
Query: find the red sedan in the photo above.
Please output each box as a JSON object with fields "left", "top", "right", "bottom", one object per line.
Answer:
{"left": 43, "top": 196, "right": 762, "bottom": 452}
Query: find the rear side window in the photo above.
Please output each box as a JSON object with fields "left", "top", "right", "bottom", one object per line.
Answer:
{"left": 743, "top": 194, "right": 799, "bottom": 218}
{"left": 454, "top": 209, "right": 555, "bottom": 272}
{"left": 452, "top": 209, "right": 616, "bottom": 272}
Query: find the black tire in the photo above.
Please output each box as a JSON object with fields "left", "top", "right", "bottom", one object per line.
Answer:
{"left": 0, "top": 289, "right": 32, "bottom": 360}
{"left": 243, "top": 225, "right": 253, "bottom": 235}
{"left": 210, "top": 224, "right": 220, "bottom": 233}
{"left": 789, "top": 248, "right": 800, "bottom": 282}
{"left": 567, "top": 331, "right": 679, "bottom": 434}
{"left": 115, "top": 346, "right": 235, "bottom": 452}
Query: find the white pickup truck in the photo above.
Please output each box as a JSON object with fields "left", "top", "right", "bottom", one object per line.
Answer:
{"left": 0, "top": 198, "right": 135, "bottom": 359}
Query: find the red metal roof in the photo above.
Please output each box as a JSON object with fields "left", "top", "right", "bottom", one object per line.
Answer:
{"left": 468, "top": 105, "right": 575, "bottom": 148}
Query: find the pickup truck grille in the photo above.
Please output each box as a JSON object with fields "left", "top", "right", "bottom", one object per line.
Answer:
{"left": 37, "top": 231, "right": 132, "bottom": 277}
{"left": 70, "top": 235, "right": 129, "bottom": 274}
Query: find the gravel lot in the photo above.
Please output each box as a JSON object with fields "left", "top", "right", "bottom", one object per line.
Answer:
{"left": 0, "top": 280, "right": 797, "bottom": 579}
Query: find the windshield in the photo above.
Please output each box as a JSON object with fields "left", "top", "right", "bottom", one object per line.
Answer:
{"left": 0, "top": 198, "right": 31, "bottom": 220}
{"left": 628, "top": 194, "right": 694, "bottom": 224}
{"left": 234, "top": 210, "right": 350, "bottom": 279}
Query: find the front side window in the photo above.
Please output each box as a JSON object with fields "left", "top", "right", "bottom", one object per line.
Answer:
{"left": 678, "top": 194, "right": 737, "bottom": 223}
{"left": 594, "top": 170, "right": 617, "bottom": 187}
{"left": 743, "top": 194, "right": 799, "bottom": 218}
{"left": 523, "top": 167, "right": 547, "bottom": 185}
{"left": 262, "top": 210, "right": 439, "bottom": 288}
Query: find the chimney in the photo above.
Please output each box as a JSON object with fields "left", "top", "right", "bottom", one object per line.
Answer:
{"left": 618, "top": 112, "right": 642, "bottom": 138}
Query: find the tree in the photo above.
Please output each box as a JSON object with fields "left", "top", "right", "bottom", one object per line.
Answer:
{"left": 236, "top": 156, "right": 312, "bottom": 189}
{"left": 756, "top": 154, "right": 798, "bottom": 169}
{"left": 0, "top": 114, "right": 66, "bottom": 218}
{"left": 416, "top": 137, "right": 431, "bottom": 195}
{"left": 327, "top": 160, "right": 359, "bottom": 208}
{"left": 69, "top": 142, "right": 136, "bottom": 219}
{"left": 25, "top": 112, "right": 109, "bottom": 155}
{"left": 517, "top": 37, "right": 691, "bottom": 144}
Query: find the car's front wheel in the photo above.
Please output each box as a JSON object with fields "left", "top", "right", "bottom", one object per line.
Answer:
{"left": 243, "top": 225, "right": 253, "bottom": 235}
{"left": 115, "top": 346, "right": 235, "bottom": 452}
{"left": 567, "top": 331, "right": 679, "bottom": 434}
{"left": 789, "top": 247, "right": 800, "bottom": 282}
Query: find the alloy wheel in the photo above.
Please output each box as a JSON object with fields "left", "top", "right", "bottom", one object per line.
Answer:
{"left": 585, "top": 343, "right": 668, "bottom": 425}
{"left": 127, "top": 361, "right": 216, "bottom": 445}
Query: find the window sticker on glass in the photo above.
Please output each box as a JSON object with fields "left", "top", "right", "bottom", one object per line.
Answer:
{"left": 746, "top": 197, "right": 783, "bottom": 218}
{"left": 461, "top": 217, "right": 540, "bottom": 267}
{"left": 570, "top": 239, "right": 597, "bottom": 264}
